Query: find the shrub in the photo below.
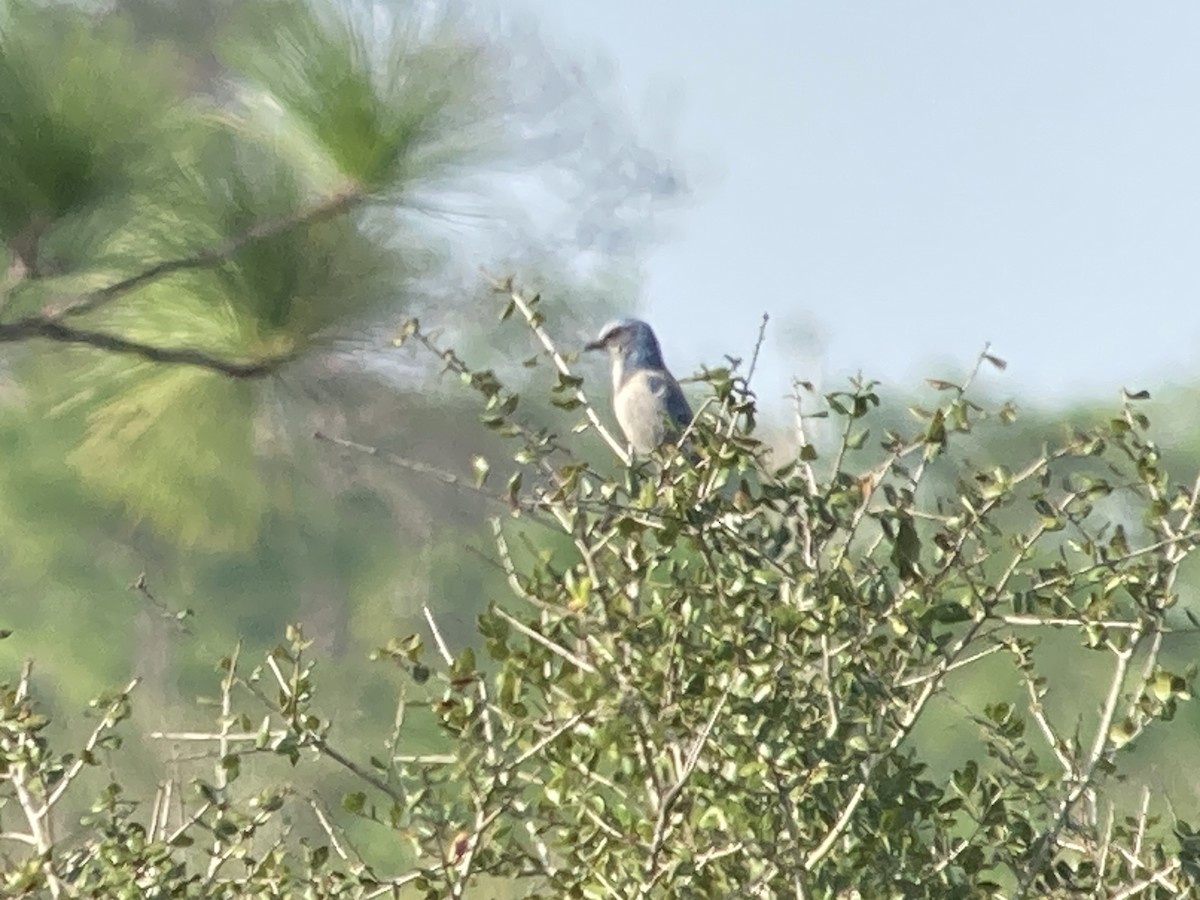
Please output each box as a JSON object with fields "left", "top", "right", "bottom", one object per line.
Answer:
{"left": 4, "top": 289, "right": 1198, "bottom": 899}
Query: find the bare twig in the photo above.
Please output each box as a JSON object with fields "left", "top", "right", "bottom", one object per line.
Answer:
{"left": 1132, "top": 784, "right": 1151, "bottom": 861}
{"left": 308, "top": 794, "right": 364, "bottom": 869}
{"left": 166, "top": 801, "right": 213, "bottom": 848}
{"left": 491, "top": 605, "right": 597, "bottom": 675}
{"left": 895, "top": 642, "right": 1005, "bottom": 688}
{"left": 743, "top": 312, "right": 770, "bottom": 390}
{"left": 149, "top": 780, "right": 172, "bottom": 842}
{"left": 130, "top": 572, "right": 193, "bottom": 634}
{"left": 313, "top": 431, "right": 470, "bottom": 486}
{"left": 150, "top": 730, "right": 287, "bottom": 742}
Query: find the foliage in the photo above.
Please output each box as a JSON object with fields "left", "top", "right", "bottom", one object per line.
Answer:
{"left": 4, "top": 289, "right": 1199, "bottom": 898}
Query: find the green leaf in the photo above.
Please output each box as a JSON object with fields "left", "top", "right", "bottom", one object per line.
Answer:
{"left": 471, "top": 455, "right": 490, "bottom": 488}
{"left": 1108, "top": 718, "right": 1137, "bottom": 749}
{"left": 890, "top": 513, "right": 922, "bottom": 580}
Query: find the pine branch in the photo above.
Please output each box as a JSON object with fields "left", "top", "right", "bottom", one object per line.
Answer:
{"left": 0, "top": 318, "right": 293, "bottom": 378}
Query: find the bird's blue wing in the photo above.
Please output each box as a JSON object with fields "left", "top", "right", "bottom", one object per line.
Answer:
{"left": 646, "top": 371, "right": 693, "bottom": 429}
{"left": 665, "top": 379, "right": 693, "bottom": 429}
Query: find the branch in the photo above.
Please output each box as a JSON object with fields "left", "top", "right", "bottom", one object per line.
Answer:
{"left": 237, "top": 654, "right": 408, "bottom": 807}
{"left": 0, "top": 190, "right": 364, "bottom": 377}
{"left": 204, "top": 645, "right": 240, "bottom": 885}
{"left": 743, "top": 312, "right": 770, "bottom": 390}
{"left": 40, "top": 676, "right": 141, "bottom": 815}
{"left": 307, "top": 794, "right": 366, "bottom": 871}
{"left": 422, "top": 604, "right": 499, "bottom": 767}
{"left": 1017, "top": 657, "right": 1075, "bottom": 777}
{"left": 0, "top": 317, "right": 293, "bottom": 378}
{"left": 804, "top": 596, "right": 999, "bottom": 874}
{"left": 57, "top": 189, "right": 362, "bottom": 319}
{"left": 10, "top": 661, "right": 64, "bottom": 898}
{"left": 316, "top": 430, "right": 492, "bottom": 491}
{"left": 639, "top": 684, "right": 732, "bottom": 894}
{"left": 490, "top": 275, "right": 630, "bottom": 465}
{"left": 490, "top": 605, "right": 598, "bottom": 675}
{"left": 1017, "top": 628, "right": 1143, "bottom": 895}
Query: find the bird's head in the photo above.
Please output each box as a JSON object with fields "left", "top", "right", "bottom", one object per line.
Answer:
{"left": 584, "top": 318, "right": 666, "bottom": 370}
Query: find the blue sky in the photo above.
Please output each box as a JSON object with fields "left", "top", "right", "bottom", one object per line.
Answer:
{"left": 500, "top": 0, "right": 1200, "bottom": 409}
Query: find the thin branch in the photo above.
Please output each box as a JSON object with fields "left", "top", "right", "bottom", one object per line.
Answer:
{"left": 57, "top": 188, "right": 362, "bottom": 319}
{"left": 514, "top": 714, "right": 587, "bottom": 767}
{"left": 524, "top": 818, "right": 556, "bottom": 877}
{"left": 166, "top": 801, "right": 213, "bottom": 847}
{"left": 238, "top": 658, "right": 410, "bottom": 807}
{"left": 490, "top": 275, "right": 630, "bottom": 465}
{"left": 307, "top": 794, "right": 363, "bottom": 869}
{"left": 1019, "top": 662, "right": 1074, "bottom": 776}
{"left": 805, "top": 602, "right": 992, "bottom": 875}
{"left": 0, "top": 831, "right": 38, "bottom": 847}
{"left": 743, "top": 312, "right": 770, "bottom": 390}
{"left": 423, "top": 605, "right": 459, "bottom": 667}
{"left": 1132, "top": 784, "right": 1151, "bottom": 862}
{"left": 1002, "top": 615, "right": 1147, "bottom": 630}
{"left": 1018, "top": 629, "right": 1143, "bottom": 895}
{"left": 40, "top": 677, "right": 141, "bottom": 815}
{"left": 150, "top": 730, "right": 287, "bottom": 742}
{"left": 130, "top": 572, "right": 193, "bottom": 635}
{"left": 1110, "top": 861, "right": 1183, "bottom": 900}
{"left": 895, "top": 642, "right": 1005, "bottom": 688}
{"left": 205, "top": 645, "right": 240, "bottom": 884}
{"left": 805, "top": 782, "right": 867, "bottom": 871}
{"left": 491, "top": 605, "right": 598, "bottom": 675}
{"left": 314, "top": 431, "right": 510, "bottom": 502}
{"left": 422, "top": 604, "right": 500, "bottom": 768}
{"left": 149, "top": 780, "right": 172, "bottom": 843}
{"left": 362, "top": 872, "right": 425, "bottom": 899}
{"left": 1095, "top": 803, "right": 1115, "bottom": 890}
{"left": 639, "top": 684, "right": 732, "bottom": 894}
{"left": 0, "top": 190, "right": 368, "bottom": 378}
{"left": 818, "top": 634, "right": 840, "bottom": 740}
{"left": 313, "top": 737, "right": 409, "bottom": 807}
{"left": 393, "top": 753, "right": 457, "bottom": 765}
{"left": 581, "top": 805, "right": 625, "bottom": 840}
{"left": 770, "top": 766, "right": 811, "bottom": 900}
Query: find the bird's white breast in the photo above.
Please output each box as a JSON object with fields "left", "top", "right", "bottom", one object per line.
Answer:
{"left": 614, "top": 369, "right": 674, "bottom": 453}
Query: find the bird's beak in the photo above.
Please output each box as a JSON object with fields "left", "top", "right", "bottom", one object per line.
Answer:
{"left": 584, "top": 339, "right": 606, "bottom": 352}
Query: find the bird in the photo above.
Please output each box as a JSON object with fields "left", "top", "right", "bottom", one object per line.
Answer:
{"left": 585, "top": 318, "right": 693, "bottom": 454}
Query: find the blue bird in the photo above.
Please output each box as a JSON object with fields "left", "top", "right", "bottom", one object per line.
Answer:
{"left": 585, "top": 318, "right": 693, "bottom": 454}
